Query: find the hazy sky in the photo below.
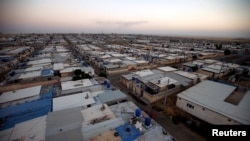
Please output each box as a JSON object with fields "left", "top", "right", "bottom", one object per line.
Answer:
{"left": 1, "top": 0, "right": 250, "bottom": 38}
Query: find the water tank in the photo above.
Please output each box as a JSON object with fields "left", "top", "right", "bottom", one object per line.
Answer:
{"left": 106, "top": 82, "right": 111, "bottom": 89}
{"left": 144, "top": 117, "right": 151, "bottom": 126}
{"left": 104, "top": 80, "right": 108, "bottom": 85}
{"left": 132, "top": 77, "right": 135, "bottom": 81}
{"left": 136, "top": 78, "right": 140, "bottom": 84}
{"left": 135, "top": 109, "right": 141, "bottom": 117}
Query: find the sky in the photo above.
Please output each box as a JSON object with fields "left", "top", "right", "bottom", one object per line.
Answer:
{"left": 1, "top": 0, "right": 250, "bottom": 38}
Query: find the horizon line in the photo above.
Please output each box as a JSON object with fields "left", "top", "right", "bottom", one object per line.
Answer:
{"left": 1, "top": 32, "right": 250, "bottom": 40}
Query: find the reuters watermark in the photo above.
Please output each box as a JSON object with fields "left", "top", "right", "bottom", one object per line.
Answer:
{"left": 207, "top": 126, "right": 249, "bottom": 141}
{"left": 212, "top": 129, "right": 246, "bottom": 136}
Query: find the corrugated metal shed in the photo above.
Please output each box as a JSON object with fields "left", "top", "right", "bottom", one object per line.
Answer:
{"left": 178, "top": 80, "right": 250, "bottom": 124}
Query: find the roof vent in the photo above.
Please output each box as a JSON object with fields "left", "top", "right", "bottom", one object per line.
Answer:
{"left": 100, "top": 104, "right": 105, "bottom": 111}
{"left": 28, "top": 134, "right": 35, "bottom": 139}
{"left": 85, "top": 94, "right": 89, "bottom": 99}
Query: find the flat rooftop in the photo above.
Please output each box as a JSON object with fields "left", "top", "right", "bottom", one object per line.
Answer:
{"left": 0, "top": 86, "right": 41, "bottom": 104}
{"left": 24, "top": 66, "right": 43, "bottom": 72}
{"left": 53, "top": 63, "right": 64, "bottom": 70}
{"left": 134, "top": 60, "right": 148, "bottom": 64}
{"left": 27, "top": 58, "right": 52, "bottom": 65}
{"left": 61, "top": 79, "right": 93, "bottom": 91}
{"left": 9, "top": 116, "right": 47, "bottom": 141}
{"left": 53, "top": 91, "right": 95, "bottom": 111}
{"left": 174, "top": 71, "right": 198, "bottom": 80}
{"left": 158, "top": 66, "right": 177, "bottom": 72}
{"left": 134, "top": 69, "right": 154, "bottom": 77}
{"left": 97, "top": 90, "right": 127, "bottom": 104}
{"left": 18, "top": 70, "right": 41, "bottom": 79}
{"left": 150, "top": 76, "right": 177, "bottom": 88}
{"left": 81, "top": 104, "right": 115, "bottom": 126}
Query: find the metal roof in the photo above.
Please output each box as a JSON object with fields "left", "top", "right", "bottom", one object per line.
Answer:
{"left": 53, "top": 91, "right": 95, "bottom": 111}
{"left": 0, "top": 86, "right": 41, "bottom": 104}
{"left": 177, "top": 80, "right": 250, "bottom": 124}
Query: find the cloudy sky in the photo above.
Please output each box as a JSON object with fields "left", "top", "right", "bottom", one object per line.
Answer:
{"left": 1, "top": 0, "right": 250, "bottom": 38}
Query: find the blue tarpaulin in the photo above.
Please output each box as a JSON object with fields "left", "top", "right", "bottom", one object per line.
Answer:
{"left": 0, "top": 99, "right": 51, "bottom": 131}
{"left": 41, "top": 69, "right": 54, "bottom": 76}
{"left": 115, "top": 122, "right": 141, "bottom": 141}
{"left": 0, "top": 86, "right": 53, "bottom": 131}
